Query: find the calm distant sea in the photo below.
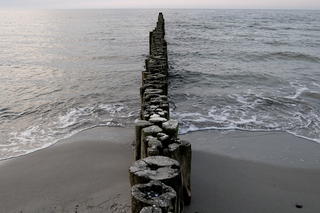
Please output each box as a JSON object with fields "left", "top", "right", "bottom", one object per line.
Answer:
{"left": 1, "top": 9, "right": 319, "bottom": 160}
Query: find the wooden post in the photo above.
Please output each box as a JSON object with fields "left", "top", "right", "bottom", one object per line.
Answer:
{"left": 144, "top": 89, "right": 164, "bottom": 97}
{"left": 162, "top": 120, "right": 179, "bottom": 139}
{"left": 140, "top": 206, "right": 162, "bottom": 213}
{"left": 149, "top": 114, "right": 167, "bottom": 127}
{"left": 135, "top": 120, "right": 152, "bottom": 161}
{"left": 141, "top": 125, "right": 163, "bottom": 159}
{"left": 149, "top": 31, "right": 153, "bottom": 55}
{"left": 129, "top": 156, "right": 183, "bottom": 213}
{"left": 131, "top": 180, "right": 176, "bottom": 213}
{"left": 147, "top": 136, "right": 162, "bottom": 157}
{"left": 168, "top": 140, "right": 192, "bottom": 206}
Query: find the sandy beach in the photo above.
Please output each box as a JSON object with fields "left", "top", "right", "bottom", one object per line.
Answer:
{"left": 1, "top": 127, "right": 320, "bottom": 213}
{"left": 181, "top": 130, "right": 320, "bottom": 213}
{"left": 0, "top": 127, "right": 134, "bottom": 213}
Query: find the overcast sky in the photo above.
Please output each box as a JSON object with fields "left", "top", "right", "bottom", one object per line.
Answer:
{"left": 1, "top": 0, "right": 319, "bottom": 10}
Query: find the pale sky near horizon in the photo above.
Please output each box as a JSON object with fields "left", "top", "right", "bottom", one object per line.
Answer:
{"left": 1, "top": 0, "right": 320, "bottom": 10}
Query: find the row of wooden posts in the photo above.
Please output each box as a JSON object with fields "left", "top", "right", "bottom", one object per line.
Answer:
{"left": 128, "top": 13, "right": 192, "bottom": 213}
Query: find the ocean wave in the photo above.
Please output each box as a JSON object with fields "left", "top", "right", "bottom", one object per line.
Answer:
{"left": 170, "top": 91, "right": 320, "bottom": 143}
{"left": 0, "top": 101, "right": 138, "bottom": 160}
{"left": 286, "top": 82, "right": 320, "bottom": 105}
{"left": 286, "top": 86, "right": 309, "bottom": 100}
{"left": 240, "top": 51, "right": 320, "bottom": 63}
{"left": 264, "top": 40, "right": 291, "bottom": 46}
{"left": 258, "top": 26, "right": 278, "bottom": 31}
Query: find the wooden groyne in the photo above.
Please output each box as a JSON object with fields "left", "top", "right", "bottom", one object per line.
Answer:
{"left": 129, "top": 13, "right": 192, "bottom": 213}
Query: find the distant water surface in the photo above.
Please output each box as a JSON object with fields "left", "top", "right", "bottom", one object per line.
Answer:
{"left": 0, "top": 9, "right": 319, "bottom": 160}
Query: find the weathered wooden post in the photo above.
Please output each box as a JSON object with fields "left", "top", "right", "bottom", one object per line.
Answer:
{"left": 149, "top": 114, "right": 168, "bottom": 127}
{"left": 131, "top": 180, "right": 177, "bottom": 213}
{"left": 168, "top": 140, "right": 192, "bottom": 206}
{"left": 135, "top": 120, "right": 153, "bottom": 161}
{"left": 140, "top": 206, "right": 162, "bottom": 213}
{"left": 162, "top": 120, "right": 179, "bottom": 139}
{"left": 129, "top": 156, "right": 183, "bottom": 213}
{"left": 149, "top": 31, "right": 153, "bottom": 55}
{"left": 141, "top": 125, "right": 163, "bottom": 159}
{"left": 146, "top": 136, "right": 163, "bottom": 157}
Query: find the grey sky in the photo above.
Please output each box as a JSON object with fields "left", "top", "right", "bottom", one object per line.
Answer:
{"left": 1, "top": 0, "right": 319, "bottom": 10}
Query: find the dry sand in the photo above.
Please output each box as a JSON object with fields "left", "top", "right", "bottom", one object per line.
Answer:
{"left": 0, "top": 127, "right": 134, "bottom": 213}
{"left": 1, "top": 127, "right": 320, "bottom": 213}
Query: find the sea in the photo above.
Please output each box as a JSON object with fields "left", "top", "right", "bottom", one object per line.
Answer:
{"left": 1, "top": 9, "right": 319, "bottom": 160}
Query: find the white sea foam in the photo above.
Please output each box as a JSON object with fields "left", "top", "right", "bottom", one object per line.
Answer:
{"left": 171, "top": 90, "right": 320, "bottom": 143}
{"left": 313, "top": 82, "right": 320, "bottom": 88}
{"left": 99, "top": 103, "right": 126, "bottom": 115}
{"left": 286, "top": 82, "right": 309, "bottom": 99}
{"left": 1, "top": 103, "right": 133, "bottom": 161}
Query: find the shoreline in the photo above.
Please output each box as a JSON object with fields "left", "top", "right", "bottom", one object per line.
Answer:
{"left": 180, "top": 129, "right": 320, "bottom": 169}
{"left": 1, "top": 127, "right": 320, "bottom": 212}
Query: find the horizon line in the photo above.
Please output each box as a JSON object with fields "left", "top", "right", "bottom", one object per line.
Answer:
{"left": 1, "top": 8, "right": 320, "bottom": 11}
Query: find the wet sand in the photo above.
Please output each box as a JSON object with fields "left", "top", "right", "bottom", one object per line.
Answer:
{"left": 1, "top": 127, "right": 320, "bottom": 212}
{"left": 181, "top": 130, "right": 320, "bottom": 213}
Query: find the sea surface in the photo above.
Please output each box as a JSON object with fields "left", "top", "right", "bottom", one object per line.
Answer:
{"left": 1, "top": 9, "right": 319, "bottom": 160}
